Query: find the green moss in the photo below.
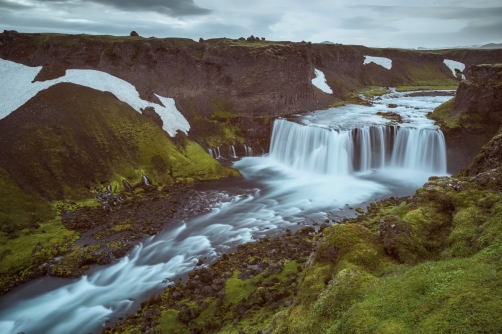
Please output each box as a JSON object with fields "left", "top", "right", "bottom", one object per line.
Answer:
{"left": 333, "top": 254, "right": 502, "bottom": 334}
{"left": 157, "top": 310, "right": 190, "bottom": 334}
{"left": 359, "top": 86, "right": 391, "bottom": 98}
{"left": 429, "top": 97, "right": 458, "bottom": 128}
{"left": 0, "top": 168, "right": 53, "bottom": 232}
{"left": 225, "top": 271, "right": 257, "bottom": 305}
{"left": 316, "top": 224, "right": 391, "bottom": 271}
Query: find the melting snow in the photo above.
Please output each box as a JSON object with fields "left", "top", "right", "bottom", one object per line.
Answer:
{"left": 363, "top": 56, "right": 392, "bottom": 70}
{"left": 0, "top": 58, "right": 189, "bottom": 136}
{"left": 443, "top": 59, "right": 465, "bottom": 79}
{"left": 311, "top": 69, "right": 333, "bottom": 94}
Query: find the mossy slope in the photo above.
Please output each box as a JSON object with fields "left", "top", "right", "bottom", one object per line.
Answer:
{"left": 0, "top": 83, "right": 237, "bottom": 201}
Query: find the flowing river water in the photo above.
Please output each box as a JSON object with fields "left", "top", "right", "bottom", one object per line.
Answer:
{"left": 0, "top": 91, "right": 453, "bottom": 334}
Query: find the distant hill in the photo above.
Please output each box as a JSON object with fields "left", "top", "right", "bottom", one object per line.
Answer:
{"left": 320, "top": 41, "right": 334, "bottom": 44}
{"left": 478, "top": 43, "right": 502, "bottom": 49}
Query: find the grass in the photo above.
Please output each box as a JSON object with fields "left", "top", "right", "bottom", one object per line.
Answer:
{"left": 428, "top": 97, "right": 458, "bottom": 128}
{"left": 359, "top": 86, "right": 391, "bottom": 98}
{"left": 396, "top": 85, "right": 459, "bottom": 92}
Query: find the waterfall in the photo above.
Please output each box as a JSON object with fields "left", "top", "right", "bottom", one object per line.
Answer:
{"left": 390, "top": 127, "right": 447, "bottom": 172}
{"left": 208, "top": 147, "right": 222, "bottom": 159}
{"left": 269, "top": 119, "right": 447, "bottom": 175}
{"left": 269, "top": 119, "right": 352, "bottom": 175}
{"left": 142, "top": 175, "right": 150, "bottom": 186}
{"left": 229, "top": 145, "right": 237, "bottom": 158}
{"left": 244, "top": 145, "right": 253, "bottom": 157}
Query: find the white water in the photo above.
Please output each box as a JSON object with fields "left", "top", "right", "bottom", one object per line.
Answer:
{"left": 244, "top": 144, "right": 253, "bottom": 157}
{"left": 230, "top": 145, "right": 237, "bottom": 158}
{"left": 0, "top": 92, "right": 450, "bottom": 334}
{"left": 270, "top": 119, "right": 447, "bottom": 176}
{"left": 142, "top": 175, "right": 150, "bottom": 187}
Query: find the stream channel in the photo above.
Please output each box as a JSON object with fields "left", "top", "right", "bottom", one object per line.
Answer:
{"left": 0, "top": 90, "right": 453, "bottom": 334}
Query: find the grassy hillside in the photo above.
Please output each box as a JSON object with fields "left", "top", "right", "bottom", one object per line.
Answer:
{"left": 0, "top": 83, "right": 238, "bottom": 293}
{"left": 0, "top": 83, "right": 237, "bottom": 200}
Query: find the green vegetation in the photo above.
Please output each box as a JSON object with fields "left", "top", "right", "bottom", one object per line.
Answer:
{"left": 396, "top": 85, "right": 459, "bottom": 92}
{"left": 0, "top": 168, "right": 52, "bottom": 234}
{"left": 0, "top": 215, "right": 79, "bottom": 293}
{"left": 429, "top": 97, "right": 458, "bottom": 128}
{"left": 271, "top": 168, "right": 502, "bottom": 333}
{"left": 358, "top": 86, "right": 391, "bottom": 98}
{"left": 182, "top": 96, "right": 254, "bottom": 148}
{"left": 399, "top": 61, "right": 460, "bottom": 87}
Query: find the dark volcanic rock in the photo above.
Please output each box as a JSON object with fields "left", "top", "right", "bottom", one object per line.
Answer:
{"left": 461, "top": 127, "right": 502, "bottom": 176}
{"left": 430, "top": 64, "right": 502, "bottom": 173}
{"left": 453, "top": 64, "right": 502, "bottom": 118}
{"left": 141, "top": 106, "right": 163, "bottom": 128}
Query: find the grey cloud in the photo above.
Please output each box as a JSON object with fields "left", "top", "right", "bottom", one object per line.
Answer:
{"left": 0, "top": 0, "right": 211, "bottom": 16}
{"left": 369, "top": 5, "right": 502, "bottom": 20}
{"left": 339, "top": 17, "right": 396, "bottom": 31}
{"left": 457, "top": 17, "right": 502, "bottom": 40}
{"left": 89, "top": 0, "right": 210, "bottom": 16}
{"left": 0, "top": 0, "right": 34, "bottom": 10}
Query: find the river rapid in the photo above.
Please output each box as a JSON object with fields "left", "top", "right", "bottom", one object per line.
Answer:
{"left": 0, "top": 91, "right": 453, "bottom": 334}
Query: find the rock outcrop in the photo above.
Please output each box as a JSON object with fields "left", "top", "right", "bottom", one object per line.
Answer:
{"left": 429, "top": 64, "right": 502, "bottom": 172}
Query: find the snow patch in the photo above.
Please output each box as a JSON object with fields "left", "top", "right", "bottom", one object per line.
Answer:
{"left": 311, "top": 69, "right": 333, "bottom": 94}
{"left": 363, "top": 56, "right": 392, "bottom": 70}
{"left": 443, "top": 59, "right": 465, "bottom": 79}
{"left": 0, "top": 58, "right": 189, "bottom": 137}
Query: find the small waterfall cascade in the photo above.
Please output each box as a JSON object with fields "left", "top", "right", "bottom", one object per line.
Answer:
{"left": 229, "top": 145, "right": 237, "bottom": 158}
{"left": 244, "top": 144, "right": 253, "bottom": 157}
{"left": 207, "top": 147, "right": 222, "bottom": 159}
{"left": 142, "top": 175, "right": 150, "bottom": 186}
{"left": 269, "top": 119, "right": 447, "bottom": 175}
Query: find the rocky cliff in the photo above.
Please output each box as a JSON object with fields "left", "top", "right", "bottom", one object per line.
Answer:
{"left": 430, "top": 63, "right": 502, "bottom": 172}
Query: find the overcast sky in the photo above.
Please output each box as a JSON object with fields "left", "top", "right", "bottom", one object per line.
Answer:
{"left": 1, "top": 0, "right": 501, "bottom": 48}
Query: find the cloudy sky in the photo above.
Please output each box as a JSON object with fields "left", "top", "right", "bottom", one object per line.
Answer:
{"left": 1, "top": 0, "right": 501, "bottom": 48}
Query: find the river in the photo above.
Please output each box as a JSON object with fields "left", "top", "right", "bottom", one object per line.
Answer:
{"left": 0, "top": 90, "right": 453, "bottom": 334}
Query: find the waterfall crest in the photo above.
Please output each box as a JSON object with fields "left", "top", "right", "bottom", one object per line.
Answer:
{"left": 269, "top": 119, "right": 447, "bottom": 175}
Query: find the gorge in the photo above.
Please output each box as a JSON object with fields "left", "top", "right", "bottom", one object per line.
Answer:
{"left": 0, "top": 31, "right": 501, "bottom": 334}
